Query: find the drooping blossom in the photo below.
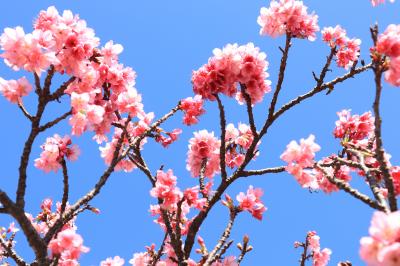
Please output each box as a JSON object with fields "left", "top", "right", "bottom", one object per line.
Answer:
{"left": 257, "top": 0, "right": 319, "bottom": 41}
{"left": 180, "top": 95, "right": 205, "bottom": 125}
{"left": 150, "top": 169, "right": 182, "bottom": 210}
{"left": 376, "top": 24, "right": 400, "bottom": 86}
{"left": 192, "top": 43, "right": 271, "bottom": 104}
{"left": 281, "top": 135, "right": 321, "bottom": 189}
{"left": 371, "top": 0, "right": 395, "bottom": 6}
{"left": 48, "top": 229, "right": 89, "bottom": 265}
{"left": 225, "top": 123, "right": 258, "bottom": 168}
{"left": 155, "top": 128, "right": 182, "bottom": 148}
{"left": 129, "top": 252, "right": 151, "bottom": 266}
{"left": 360, "top": 211, "right": 400, "bottom": 266}
{"left": 333, "top": 110, "right": 375, "bottom": 141}
{"left": 34, "top": 134, "right": 79, "bottom": 172}
{"left": 322, "top": 26, "right": 361, "bottom": 69}
{"left": 236, "top": 186, "right": 267, "bottom": 220}
{"left": 100, "top": 256, "right": 125, "bottom": 266}
{"left": 187, "top": 130, "right": 220, "bottom": 178}
{"left": 306, "top": 231, "right": 332, "bottom": 266}
{"left": 0, "top": 76, "right": 32, "bottom": 104}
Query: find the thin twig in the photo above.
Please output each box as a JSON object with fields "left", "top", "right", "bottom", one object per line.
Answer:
{"left": 346, "top": 149, "right": 388, "bottom": 211}
{"left": 239, "top": 84, "right": 257, "bottom": 137}
{"left": 204, "top": 209, "right": 237, "bottom": 266}
{"left": 38, "top": 110, "right": 72, "bottom": 132}
{"left": 17, "top": 101, "right": 33, "bottom": 121}
{"left": 0, "top": 236, "right": 28, "bottom": 266}
{"left": 267, "top": 33, "right": 292, "bottom": 121}
{"left": 60, "top": 159, "right": 69, "bottom": 215}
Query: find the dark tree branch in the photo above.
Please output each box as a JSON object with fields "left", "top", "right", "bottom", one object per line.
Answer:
{"left": 371, "top": 33, "right": 397, "bottom": 211}
{"left": 215, "top": 95, "right": 228, "bottom": 180}
{"left": 267, "top": 33, "right": 292, "bottom": 122}
{"left": 239, "top": 84, "right": 257, "bottom": 137}
{"left": 316, "top": 165, "right": 385, "bottom": 211}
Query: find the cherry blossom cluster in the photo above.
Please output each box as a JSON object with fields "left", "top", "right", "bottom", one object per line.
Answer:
{"left": 225, "top": 123, "right": 258, "bottom": 168}
{"left": 371, "top": 0, "right": 395, "bottom": 6}
{"left": 305, "top": 231, "right": 332, "bottom": 266}
{"left": 0, "top": 76, "right": 31, "bottom": 104}
{"left": 322, "top": 26, "right": 361, "bottom": 69}
{"left": 360, "top": 211, "right": 400, "bottom": 265}
{"left": 0, "top": 6, "right": 148, "bottom": 143}
{"left": 25, "top": 199, "right": 89, "bottom": 266}
{"left": 34, "top": 134, "right": 79, "bottom": 172}
{"left": 187, "top": 130, "right": 221, "bottom": 178}
{"left": 192, "top": 43, "right": 271, "bottom": 104}
{"left": 333, "top": 109, "right": 375, "bottom": 142}
{"left": 257, "top": 0, "right": 319, "bottom": 41}
{"left": 376, "top": 24, "right": 400, "bottom": 86}
{"left": 280, "top": 134, "right": 321, "bottom": 190}
{"left": 180, "top": 95, "right": 205, "bottom": 126}
{"left": 150, "top": 169, "right": 206, "bottom": 235}
{"left": 235, "top": 186, "right": 267, "bottom": 220}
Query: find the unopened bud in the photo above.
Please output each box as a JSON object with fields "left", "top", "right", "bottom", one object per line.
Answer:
{"left": 237, "top": 243, "right": 243, "bottom": 251}
{"left": 243, "top": 235, "right": 250, "bottom": 245}
{"left": 246, "top": 245, "right": 253, "bottom": 252}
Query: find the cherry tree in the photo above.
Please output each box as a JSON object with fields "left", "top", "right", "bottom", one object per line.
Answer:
{"left": 0, "top": 0, "right": 399, "bottom": 265}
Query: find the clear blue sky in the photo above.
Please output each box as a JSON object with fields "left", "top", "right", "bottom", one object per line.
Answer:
{"left": 0, "top": 1, "right": 400, "bottom": 265}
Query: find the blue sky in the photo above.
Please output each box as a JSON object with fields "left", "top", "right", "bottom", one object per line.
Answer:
{"left": 0, "top": 1, "right": 400, "bottom": 265}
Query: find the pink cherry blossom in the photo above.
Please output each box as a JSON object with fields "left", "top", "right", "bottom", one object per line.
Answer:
{"left": 187, "top": 130, "right": 220, "bottom": 178}
{"left": 184, "top": 186, "right": 207, "bottom": 210}
{"left": 371, "top": 0, "right": 395, "bottom": 6}
{"left": 192, "top": 43, "right": 271, "bottom": 104}
{"left": 180, "top": 95, "right": 205, "bottom": 125}
{"left": 48, "top": 228, "right": 89, "bottom": 264}
{"left": 100, "top": 256, "right": 125, "bottom": 266}
{"left": 155, "top": 128, "right": 182, "bottom": 148}
{"left": 224, "top": 123, "right": 258, "bottom": 168}
{"left": 376, "top": 24, "right": 400, "bottom": 86}
{"left": 333, "top": 110, "right": 375, "bottom": 141}
{"left": 281, "top": 134, "right": 320, "bottom": 168}
{"left": 34, "top": 134, "right": 79, "bottom": 172}
{"left": 129, "top": 252, "right": 151, "bottom": 266}
{"left": 322, "top": 26, "right": 361, "bottom": 69}
{"left": 0, "top": 26, "right": 58, "bottom": 74}
{"left": 150, "top": 169, "right": 182, "bottom": 210}
{"left": 281, "top": 135, "right": 321, "bottom": 190}
{"left": 236, "top": 186, "right": 267, "bottom": 220}
{"left": 360, "top": 211, "right": 400, "bottom": 265}
{"left": 0, "top": 76, "right": 32, "bottom": 104}
{"left": 257, "top": 0, "right": 319, "bottom": 41}
{"left": 305, "top": 231, "right": 332, "bottom": 266}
